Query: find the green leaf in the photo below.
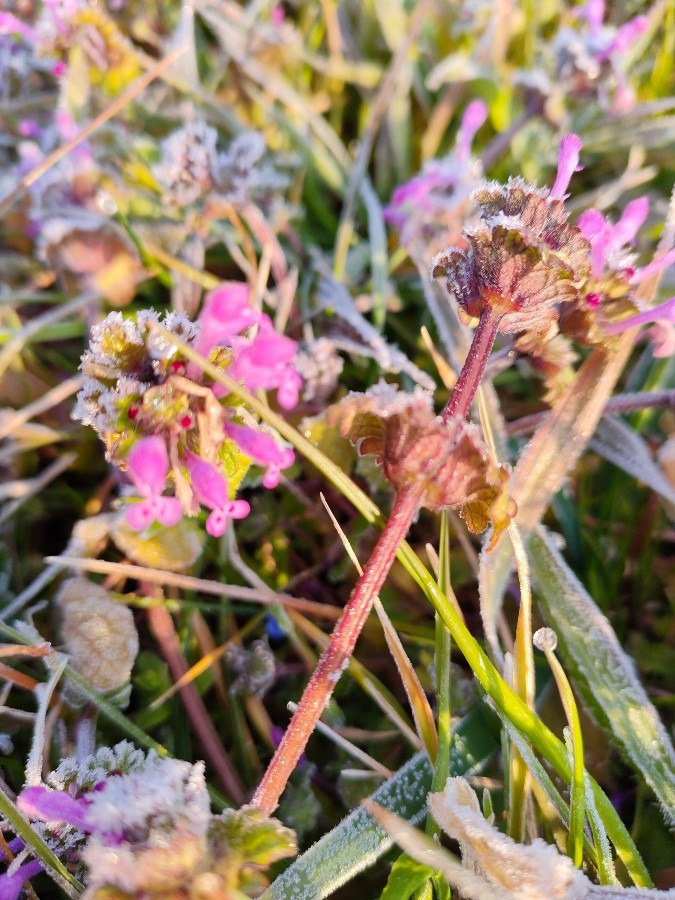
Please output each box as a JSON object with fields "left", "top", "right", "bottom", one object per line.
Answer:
{"left": 381, "top": 853, "right": 435, "bottom": 900}
{"left": 527, "top": 525, "right": 675, "bottom": 826}
{"left": 590, "top": 415, "right": 675, "bottom": 505}
{"left": 263, "top": 706, "right": 499, "bottom": 900}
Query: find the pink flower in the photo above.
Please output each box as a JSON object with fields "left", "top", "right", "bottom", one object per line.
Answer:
{"left": 17, "top": 785, "right": 90, "bottom": 831}
{"left": 193, "top": 282, "right": 260, "bottom": 358}
{"left": 455, "top": 100, "right": 488, "bottom": 164}
{"left": 384, "top": 100, "right": 487, "bottom": 228}
{"left": 187, "top": 457, "right": 250, "bottom": 537}
{"left": 596, "top": 16, "right": 648, "bottom": 62}
{"left": 230, "top": 316, "right": 302, "bottom": 409}
{"left": 604, "top": 295, "right": 675, "bottom": 357}
{"left": 224, "top": 423, "right": 294, "bottom": 488}
{"left": 126, "top": 437, "right": 183, "bottom": 530}
{"left": 0, "top": 13, "right": 38, "bottom": 42}
{"left": 578, "top": 199, "right": 675, "bottom": 285}
{"left": 549, "top": 134, "right": 583, "bottom": 201}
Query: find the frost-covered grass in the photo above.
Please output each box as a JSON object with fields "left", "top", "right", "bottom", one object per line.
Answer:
{"left": 0, "top": 1, "right": 674, "bottom": 898}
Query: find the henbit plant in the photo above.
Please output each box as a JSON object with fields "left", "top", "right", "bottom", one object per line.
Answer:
{"left": 249, "top": 134, "right": 597, "bottom": 815}
{"left": 2, "top": 1, "right": 675, "bottom": 897}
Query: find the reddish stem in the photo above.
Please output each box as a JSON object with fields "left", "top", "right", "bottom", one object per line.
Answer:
{"left": 252, "top": 485, "right": 424, "bottom": 814}
{"left": 441, "top": 308, "right": 501, "bottom": 423}
{"left": 252, "top": 304, "right": 502, "bottom": 815}
{"left": 145, "top": 601, "right": 245, "bottom": 805}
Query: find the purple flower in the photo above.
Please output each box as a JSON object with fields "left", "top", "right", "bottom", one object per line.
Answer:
{"left": 578, "top": 198, "right": 649, "bottom": 278}
{"left": 604, "top": 295, "right": 675, "bottom": 357}
{"left": 0, "top": 13, "right": 38, "bottom": 42}
{"left": 193, "top": 282, "right": 260, "bottom": 359}
{"left": 187, "top": 457, "right": 250, "bottom": 537}
{"left": 384, "top": 100, "right": 487, "bottom": 229}
{"left": 126, "top": 436, "right": 183, "bottom": 531}
{"left": 0, "top": 859, "right": 44, "bottom": 900}
{"left": 549, "top": 134, "right": 583, "bottom": 201}
{"left": 578, "top": 198, "right": 675, "bottom": 289}
{"left": 224, "top": 423, "right": 294, "bottom": 488}
{"left": 17, "top": 785, "right": 90, "bottom": 831}
{"left": 230, "top": 316, "right": 302, "bottom": 410}
{"left": 455, "top": 100, "right": 488, "bottom": 164}
{"left": 595, "top": 16, "right": 648, "bottom": 62}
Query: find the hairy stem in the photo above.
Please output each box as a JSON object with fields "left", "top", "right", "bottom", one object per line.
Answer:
{"left": 253, "top": 308, "right": 502, "bottom": 815}
{"left": 252, "top": 484, "right": 424, "bottom": 814}
{"left": 441, "top": 308, "right": 501, "bottom": 423}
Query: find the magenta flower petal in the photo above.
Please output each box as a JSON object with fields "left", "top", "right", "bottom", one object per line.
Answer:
{"left": 0, "top": 13, "right": 38, "bottom": 41}
{"left": 205, "top": 500, "right": 251, "bottom": 536}
{"left": 578, "top": 0, "right": 605, "bottom": 32}
{"left": 225, "top": 423, "right": 294, "bottom": 467}
{"left": 605, "top": 296, "right": 675, "bottom": 346}
{"left": 187, "top": 457, "right": 250, "bottom": 534}
{"left": 646, "top": 321, "right": 675, "bottom": 358}
{"left": 549, "top": 134, "right": 582, "bottom": 201}
{"left": 600, "top": 15, "right": 648, "bottom": 59}
{"left": 456, "top": 100, "right": 487, "bottom": 163}
{"left": 205, "top": 509, "right": 228, "bottom": 537}
{"left": 227, "top": 499, "right": 251, "bottom": 519}
{"left": 194, "top": 282, "right": 259, "bottom": 357}
{"left": 247, "top": 317, "right": 298, "bottom": 366}
{"left": 631, "top": 247, "right": 675, "bottom": 285}
{"left": 156, "top": 496, "right": 184, "bottom": 527}
{"left": 225, "top": 423, "right": 294, "bottom": 487}
{"left": 128, "top": 437, "right": 170, "bottom": 498}
{"left": 0, "top": 859, "right": 43, "bottom": 900}
{"left": 18, "top": 786, "right": 90, "bottom": 831}
{"left": 188, "top": 458, "right": 229, "bottom": 510}
{"left": 612, "top": 197, "right": 649, "bottom": 248}
{"left": 277, "top": 368, "right": 303, "bottom": 410}
{"left": 578, "top": 208, "right": 612, "bottom": 277}
{"left": 126, "top": 500, "right": 157, "bottom": 531}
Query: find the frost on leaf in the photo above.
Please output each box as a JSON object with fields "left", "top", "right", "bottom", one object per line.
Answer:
{"left": 327, "top": 383, "right": 516, "bottom": 548}
{"left": 428, "top": 778, "right": 585, "bottom": 898}
{"left": 208, "top": 805, "right": 297, "bottom": 895}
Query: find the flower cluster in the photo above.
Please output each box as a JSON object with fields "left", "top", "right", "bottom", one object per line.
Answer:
{"left": 384, "top": 100, "right": 487, "bottom": 254}
{"left": 571, "top": 200, "right": 675, "bottom": 356}
{"left": 73, "top": 282, "right": 301, "bottom": 537}
{"left": 3, "top": 742, "right": 295, "bottom": 898}
{"left": 432, "top": 134, "right": 675, "bottom": 401}
{"left": 553, "top": 0, "right": 648, "bottom": 112}
{"left": 432, "top": 135, "right": 592, "bottom": 335}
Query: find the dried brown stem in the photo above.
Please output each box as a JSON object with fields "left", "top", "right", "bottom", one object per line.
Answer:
{"left": 145, "top": 599, "right": 245, "bottom": 805}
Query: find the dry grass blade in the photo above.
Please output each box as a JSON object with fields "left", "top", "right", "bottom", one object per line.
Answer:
{"left": 44, "top": 556, "right": 342, "bottom": 620}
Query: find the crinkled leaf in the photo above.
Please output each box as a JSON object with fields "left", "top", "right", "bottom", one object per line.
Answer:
{"left": 328, "top": 383, "right": 515, "bottom": 546}
{"left": 213, "top": 806, "right": 297, "bottom": 868}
